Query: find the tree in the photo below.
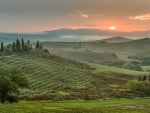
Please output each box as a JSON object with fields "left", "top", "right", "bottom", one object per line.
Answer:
{"left": 21, "top": 38, "right": 25, "bottom": 50}
{"left": 0, "top": 76, "right": 18, "bottom": 103}
{"left": 12, "top": 42, "right": 16, "bottom": 51}
{"left": 16, "top": 39, "right": 21, "bottom": 51}
{"left": 27, "top": 40, "right": 32, "bottom": 49}
{"left": 0, "top": 68, "right": 28, "bottom": 103}
{"left": 27, "top": 40, "right": 30, "bottom": 44}
{"left": 36, "top": 40, "right": 40, "bottom": 49}
{"left": 128, "top": 80, "right": 150, "bottom": 95}
{"left": 39, "top": 44, "right": 43, "bottom": 49}
{"left": 0, "top": 42, "right": 4, "bottom": 52}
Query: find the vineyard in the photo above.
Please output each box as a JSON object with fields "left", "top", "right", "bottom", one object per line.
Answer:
{"left": 0, "top": 51, "right": 93, "bottom": 98}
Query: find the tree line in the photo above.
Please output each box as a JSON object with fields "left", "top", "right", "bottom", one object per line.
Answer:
{"left": 0, "top": 38, "right": 44, "bottom": 52}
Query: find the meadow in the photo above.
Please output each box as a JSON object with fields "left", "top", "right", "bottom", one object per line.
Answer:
{"left": 86, "top": 62, "right": 148, "bottom": 75}
{"left": 0, "top": 98, "right": 150, "bottom": 113}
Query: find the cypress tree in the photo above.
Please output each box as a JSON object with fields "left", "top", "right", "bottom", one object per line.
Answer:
{"left": 39, "top": 44, "right": 43, "bottom": 49}
{"left": 21, "top": 38, "right": 25, "bottom": 50}
{"left": 36, "top": 40, "right": 40, "bottom": 49}
{"left": 0, "top": 42, "right": 4, "bottom": 52}
{"left": 16, "top": 39, "right": 21, "bottom": 51}
{"left": 27, "top": 40, "right": 30, "bottom": 44}
{"left": 12, "top": 42, "right": 16, "bottom": 51}
{"left": 143, "top": 75, "right": 147, "bottom": 81}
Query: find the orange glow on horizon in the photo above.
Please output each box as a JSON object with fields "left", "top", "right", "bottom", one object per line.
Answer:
{"left": 21, "top": 19, "right": 150, "bottom": 33}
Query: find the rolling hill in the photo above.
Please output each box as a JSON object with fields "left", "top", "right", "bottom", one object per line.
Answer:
{"left": 100, "top": 37, "right": 132, "bottom": 43}
{"left": 42, "top": 38, "right": 150, "bottom": 64}
{"left": 0, "top": 50, "right": 94, "bottom": 99}
{"left": 0, "top": 49, "right": 137, "bottom": 100}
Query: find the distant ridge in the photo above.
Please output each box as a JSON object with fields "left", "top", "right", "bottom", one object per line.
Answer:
{"left": 100, "top": 37, "right": 132, "bottom": 43}
{"left": 0, "top": 28, "right": 150, "bottom": 43}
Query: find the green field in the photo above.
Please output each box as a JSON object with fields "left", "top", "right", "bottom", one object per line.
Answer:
{"left": 0, "top": 98, "right": 150, "bottom": 113}
{"left": 86, "top": 62, "right": 146, "bottom": 75}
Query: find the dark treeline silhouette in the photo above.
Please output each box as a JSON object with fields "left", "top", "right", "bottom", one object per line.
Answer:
{"left": 138, "top": 74, "right": 150, "bottom": 81}
{"left": 0, "top": 38, "right": 48, "bottom": 54}
{"left": 12, "top": 38, "right": 32, "bottom": 52}
{"left": 0, "top": 42, "right": 4, "bottom": 52}
{"left": 35, "top": 40, "right": 43, "bottom": 49}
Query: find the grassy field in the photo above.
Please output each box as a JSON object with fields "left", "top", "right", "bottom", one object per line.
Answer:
{"left": 86, "top": 62, "right": 146, "bottom": 75}
{"left": 0, "top": 98, "right": 150, "bottom": 113}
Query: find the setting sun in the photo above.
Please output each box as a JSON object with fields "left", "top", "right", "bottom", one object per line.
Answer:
{"left": 108, "top": 26, "right": 116, "bottom": 31}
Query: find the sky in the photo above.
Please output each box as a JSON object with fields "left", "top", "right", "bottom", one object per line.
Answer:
{"left": 0, "top": 0, "right": 150, "bottom": 32}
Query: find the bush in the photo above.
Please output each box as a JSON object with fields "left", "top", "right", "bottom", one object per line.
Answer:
{"left": 7, "top": 95, "right": 19, "bottom": 103}
{"left": 0, "top": 68, "right": 28, "bottom": 103}
{"left": 128, "top": 80, "right": 150, "bottom": 95}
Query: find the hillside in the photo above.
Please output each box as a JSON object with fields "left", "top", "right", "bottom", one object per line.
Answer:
{"left": 101, "top": 37, "right": 132, "bottom": 43}
{"left": 42, "top": 38, "right": 150, "bottom": 65}
{"left": 0, "top": 50, "right": 94, "bottom": 99}
{"left": 0, "top": 50, "right": 137, "bottom": 99}
{"left": 86, "top": 62, "right": 143, "bottom": 75}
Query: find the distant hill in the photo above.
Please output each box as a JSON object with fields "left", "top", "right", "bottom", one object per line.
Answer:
{"left": 0, "top": 29, "right": 150, "bottom": 43}
{"left": 42, "top": 38, "right": 150, "bottom": 65}
{"left": 101, "top": 37, "right": 132, "bottom": 43}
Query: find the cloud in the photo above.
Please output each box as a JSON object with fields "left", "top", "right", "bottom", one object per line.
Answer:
{"left": 129, "top": 14, "right": 150, "bottom": 21}
{"left": 80, "top": 13, "right": 89, "bottom": 18}
{"left": 70, "top": 12, "right": 89, "bottom": 19}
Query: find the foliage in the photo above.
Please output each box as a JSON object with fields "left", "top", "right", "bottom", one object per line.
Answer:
{"left": 12, "top": 39, "right": 32, "bottom": 52}
{"left": 0, "top": 76, "right": 18, "bottom": 103}
{"left": 0, "top": 42, "right": 4, "bottom": 52}
{"left": 35, "top": 40, "right": 43, "bottom": 49}
{"left": 128, "top": 80, "right": 150, "bottom": 95}
{"left": 0, "top": 68, "right": 28, "bottom": 103}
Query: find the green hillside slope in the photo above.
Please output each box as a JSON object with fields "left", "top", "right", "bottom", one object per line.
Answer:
{"left": 0, "top": 50, "right": 93, "bottom": 99}
{"left": 86, "top": 62, "right": 144, "bottom": 75}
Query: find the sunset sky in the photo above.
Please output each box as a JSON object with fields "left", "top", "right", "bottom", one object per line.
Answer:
{"left": 0, "top": 0, "right": 150, "bottom": 32}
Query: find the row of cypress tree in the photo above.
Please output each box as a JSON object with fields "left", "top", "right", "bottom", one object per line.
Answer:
{"left": 12, "top": 38, "right": 32, "bottom": 51}
{"left": 0, "top": 38, "right": 43, "bottom": 52}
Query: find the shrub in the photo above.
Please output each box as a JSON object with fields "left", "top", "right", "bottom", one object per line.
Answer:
{"left": 128, "top": 80, "right": 150, "bottom": 95}
{"left": 7, "top": 95, "right": 19, "bottom": 103}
